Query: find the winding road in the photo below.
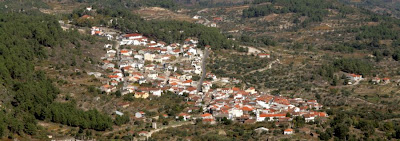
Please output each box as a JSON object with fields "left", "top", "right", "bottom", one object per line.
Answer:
{"left": 246, "top": 59, "right": 280, "bottom": 75}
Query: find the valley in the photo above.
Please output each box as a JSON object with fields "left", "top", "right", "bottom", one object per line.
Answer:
{"left": 0, "top": 0, "right": 400, "bottom": 140}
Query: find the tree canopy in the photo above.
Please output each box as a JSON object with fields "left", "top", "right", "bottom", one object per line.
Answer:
{"left": 0, "top": 12, "right": 112, "bottom": 137}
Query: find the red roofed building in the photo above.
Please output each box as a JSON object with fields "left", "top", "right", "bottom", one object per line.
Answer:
{"left": 372, "top": 77, "right": 381, "bottom": 84}
{"left": 273, "top": 97, "right": 290, "bottom": 105}
{"left": 284, "top": 128, "right": 294, "bottom": 135}
{"left": 258, "top": 53, "right": 270, "bottom": 58}
{"left": 183, "top": 80, "right": 193, "bottom": 86}
{"left": 120, "top": 49, "right": 132, "bottom": 56}
{"left": 232, "top": 87, "right": 240, "bottom": 92}
{"left": 213, "top": 17, "right": 223, "bottom": 22}
{"left": 201, "top": 113, "right": 213, "bottom": 118}
{"left": 383, "top": 77, "right": 390, "bottom": 84}
{"left": 124, "top": 33, "right": 143, "bottom": 40}
{"left": 348, "top": 73, "right": 362, "bottom": 81}
{"left": 187, "top": 87, "right": 197, "bottom": 92}
{"left": 108, "top": 75, "right": 123, "bottom": 82}
{"left": 101, "top": 84, "right": 115, "bottom": 93}
{"left": 81, "top": 15, "right": 93, "bottom": 19}
{"left": 242, "top": 106, "right": 253, "bottom": 112}
{"left": 304, "top": 112, "right": 328, "bottom": 122}
{"left": 147, "top": 43, "right": 158, "bottom": 48}
{"left": 201, "top": 113, "right": 215, "bottom": 124}
{"left": 257, "top": 113, "right": 286, "bottom": 122}
{"left": 177, "top": 113, "right": 191, "bottom": 121}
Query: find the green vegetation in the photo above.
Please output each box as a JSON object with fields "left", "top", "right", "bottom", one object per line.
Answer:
{"left": 73, "top": 0, "right": 177, "bottom": 9}
{"left": 0, "top": 12, "right": 112, "bottom": 137}
{"left": 152, "top": 123, "right": 264, "bottom": 140}
{"left": 242, "top": 0, "right": 351, "bottom": 26}
{"left": 327, "top": 13, "right": 400, "bottom": 55}
{"left": 136, "top": 0, "right": 177, "bottom": 9}
{"left": 239, "top": 35, "right": 277, "bottom": 47}
{"left": 0, "top": 0, "right": 49, "bottom": 12}
{"left": 317, "top": 107, "right": 400, "bottom": 140}
{"left": 340, "top": 0, "right": 400, "bottom": 18}
{"left": 114, "top": 114, "right": 130, "bottom": 126}
{"left": 332, "top": 58, "right": 373, "bottom": 75}
{"left": 355, "top": 24, "right": 399, "bottom": 40}
{"left": 209, "top": 53, "right": 269, "bottom": 78}
{"left": 68, "top": 8, "right": 237, "bottom": 50}
{"left": 319, "top": 58, "right": 373, "bottom": 80}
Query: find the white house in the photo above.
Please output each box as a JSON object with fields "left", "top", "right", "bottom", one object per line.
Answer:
{"left": 120, "top": 49, "right": 132, "bottom": 56}
{"left": 182, "top": 80, "right": 193, "bottom": 86}
{"left": 254, "top": 127, "right": 269, "bottom": 133}
{"left": 86, "top": 7, "right": 92, "bottom": 11}
{"left": 228, "top": 108, "right": 243, "bottom": 119}
{"left": 101, "top": 84, "right": 114, "bottom": 93}
{"left": 135, "top": 112, "right": 144, "bottom": 118}
{"left": 148, "top": 73, "right": 158, "bottom": 80}
{"left": 106, "top": 34, "right": 113, "bottom": 40}
{"left": 192, "top": 15, "right": 201, "bottom": 19}
{"left": 177, "top": 113, "right": 191, "bottom": 121}
{"left": 104, "top": 44, "right": 112, "bottom": 49}
{"left": 284, "top": 128, "right": 294, "bottom": 135}
{"left": 188, "top": 48, "right": 197, "bottom": 55}
{"left": 210, "top": 22, "right": 217, "bottom": 27}
{"left": 144, "top": 53, "right": 156, "bottom": 62}
{"left": 348, "top": 74, "right": 362, "bottom": 81}
{"left": 91, "top": 27, "right": 100, "bottom": 35}
{"left": 134, "top": 54, "right": 144, "bottom": 60}
{"left": 124, "top": 33, "right": 143, "bottom": 40}
{"left": 107, "top": 49, "right": 117, "bottom": 54}
{"left": 115, "top": 111, "right": 124, "bottom": 116}
{"left": 144, "top": 65, "right": 155, "bottom": 71}
{"left": 151, "top": 89, "right": 162, "bottom": 97}
{"left": 256, "top": 113, "right": 286, "bottom": 122}
{"left": 258, "top": 53, "right": 270, "bottom": 58}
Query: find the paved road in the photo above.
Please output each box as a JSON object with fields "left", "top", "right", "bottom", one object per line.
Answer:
{"left": 197, "top": 48, "right": 209, "bottom": 93}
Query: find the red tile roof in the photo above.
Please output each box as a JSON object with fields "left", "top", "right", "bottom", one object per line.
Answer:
{"left": 284, "top": 128, "right": 293, "bottom": 132}
{"left": 201, "top": 113, "right": 212, "bottom": 117}
{"left": 187, "top": 87, "right": 197, "bottom": 91}
{"left": 242, "top": 106, "right": 253, "bottom": 111}
{"left": 82, "top": 15, "right": 92, "bottom": 18}
{"left": 108, "top": 75, "right": 119, "bottom": 78}
{"left": 121, "top": 50, "right": 129, "bottom": 53}
{"left": 124, "top": 33, "right": 142, "bottom": 37}
{"left": 259, "top": 113, "right": 286, "bottom": 117}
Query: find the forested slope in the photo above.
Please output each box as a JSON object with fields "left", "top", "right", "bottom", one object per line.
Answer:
{"left": 0, "top": 12, "right": 112, "bottom": 138}
{"left": 68, "top": 8, "right": 239, "bottom": 50}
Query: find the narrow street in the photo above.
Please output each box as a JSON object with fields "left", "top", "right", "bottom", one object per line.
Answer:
{"left": 197, "top": 48, "right": 209, "bottom": 93}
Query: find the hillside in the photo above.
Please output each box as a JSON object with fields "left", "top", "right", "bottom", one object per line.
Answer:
{"left": 0, "top": 11, "right": 116, "bottom": 139}
{"left": 1, "top": 0, "right": 400, "bottom": 140}
{"left": 340, "top": 0, "right": 400, "bottom": 18}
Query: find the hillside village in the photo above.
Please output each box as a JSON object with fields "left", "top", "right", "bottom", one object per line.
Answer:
{"left": 47, "top": 5, "right": 400, "bottom": 140}
{"left": 86, "top": 20, "right": 329, "bottom": 137}
{"left": 3, "top": 0, "right": 400, "bottom": 140}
